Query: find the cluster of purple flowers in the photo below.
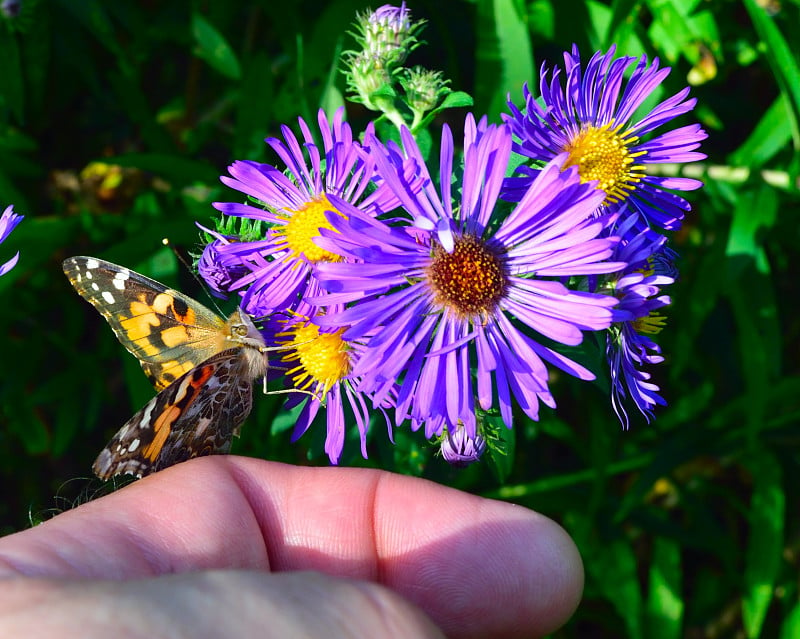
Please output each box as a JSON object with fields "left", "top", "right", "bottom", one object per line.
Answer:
{"left": 199, "top": 43, "right": 706, "bottom": 464}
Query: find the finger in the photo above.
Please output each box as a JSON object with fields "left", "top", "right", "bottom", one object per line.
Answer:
{"left": 0, "top": 570, "right": 445, "bottom": 639}
{"left": 0, "top": 457, "right": 582, "bottom": 638}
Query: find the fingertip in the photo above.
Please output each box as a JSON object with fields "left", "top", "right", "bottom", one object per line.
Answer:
{"left": 376, "top": 495, "right": 583, "bottom": 639}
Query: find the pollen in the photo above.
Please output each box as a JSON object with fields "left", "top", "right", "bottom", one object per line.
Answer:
{"left": 563, "top": 123, "right": 646, "bottom": 205}
{"left": 634, "top": 312, "right": 667, "bottom": 335}
{"left": 275, "top": 194, "right": 345, "bottom": 263}
{"left": 280, "top": 322, "right": 351, "bottom": 397}
{"left": 426, "top": 235, "right": 508, "bottom": 318}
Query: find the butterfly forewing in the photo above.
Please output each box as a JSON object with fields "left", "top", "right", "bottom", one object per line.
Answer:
{"left": 63, "top": 256, "right": 269, "bottom": 480}
{"left": 63, "top": 256, "right": 229, "bottom": 390}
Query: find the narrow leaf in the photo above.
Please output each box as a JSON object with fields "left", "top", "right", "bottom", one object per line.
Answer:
{"left": 191, "top": 12, "right": 241, "bottom": 80}
{"left": 646, "top": 537, "right": 683, "bottom": 639}
{"left": 743, "top": 450, "right": 785, "bottom": 638}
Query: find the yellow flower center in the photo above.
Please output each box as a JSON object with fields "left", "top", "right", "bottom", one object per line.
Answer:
{"left": 426, "top": 235, "right": 507, "bottom": 318}
{"left": 634, "top": 312, "right": 667, "bottom": 335}
{"left": 279, "top": 322, "right": 351, "bottom": 397}
{"left": 563, "top": 123, "right": 646, "bottom": 205}
{"left": 276, "top": 195, "right": 345, "bottom": 263}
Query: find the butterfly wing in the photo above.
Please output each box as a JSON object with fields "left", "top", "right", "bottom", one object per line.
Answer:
{"left": 63, "top": 256, "right": 228, "bottom": 390}
{"left": 92, "top": 349, "right": 254, "bottom": 479}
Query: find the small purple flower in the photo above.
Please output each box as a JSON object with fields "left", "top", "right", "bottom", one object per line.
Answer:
{"left": 0, "top": 205, "right": 23, "bottom": 276}
{"left": 604, "top": 215, "right": 674, "bottom": 426}
{"left": 360, "top": 2, "right": 418, "bottom": 71}
{"left": 206, "top": 108, "right": 400, "bottom": 317}
{"left": 503, "top": 45, "right": 707, "bottom": 231}
{"left": 440, "top": 423, "right": 487, "bottom": 467}
{"left": 313, "top": 115, "right": 626, "bottom": 439}
{"left": 368, "top": 3, "right": 412, "bottom": 41}
{"left": 196, "top": 226, "right": 248, "bottom": 298}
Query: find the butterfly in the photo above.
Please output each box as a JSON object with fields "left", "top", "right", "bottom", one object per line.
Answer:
{"left": 63, "top": 256, "right": 269, "bottom": 480}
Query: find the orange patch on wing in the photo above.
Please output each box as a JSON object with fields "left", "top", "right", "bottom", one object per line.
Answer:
{"left": 124, "top": 300, "right": 161, "bottom": 339}
{"left": 188, "top": 364, "right": 217, "bottom": 389}
{"left": 153, "top": 292, "right": 197, "bottom": 324}
{"left": 141, "top": 364, "right": 217, "bottom": 462}
{"left": 142, "top": 404, "right": 181, "bottom": 462}
{"left": 161, "top": 325, "right": 191, "bottom": 348}
{"left": 160, "top": 359, "right": 197, "bottom": 380}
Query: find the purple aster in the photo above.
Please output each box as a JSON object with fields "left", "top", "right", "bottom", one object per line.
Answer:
{"left": 440, "top": 423, "right": 487, "bottom": 467}
{"left": 0, "top": 205, "right": 23, "bottom": 276}
{"left": 195, "top": 225, "right": 248, "bottom": 298}
{"left": 313, "top": 115, "right": 626, "bottom": 439}
{"left": 275, "top": 304, "right": 393, "bottom": 464}
{"left": 503, "top": 45, "right": 707, "bottom": 230}
{"left": 206, "top": 107, "right": 400, "bottom": 317}
{"left": 603, "top": 214, "right": 674, "bottom": 427}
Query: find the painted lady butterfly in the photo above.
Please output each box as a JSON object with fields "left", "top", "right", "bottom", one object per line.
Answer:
{"left": 63, "top": 256, "right": 269, "bottom": 480}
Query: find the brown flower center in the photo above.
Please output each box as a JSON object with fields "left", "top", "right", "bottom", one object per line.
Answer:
{"left": 426, "top": 235, "right": 507, "bottom": 317}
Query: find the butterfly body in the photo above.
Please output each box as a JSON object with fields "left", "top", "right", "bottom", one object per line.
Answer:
{"left": 63, "top": 256, "right": 268, "bottom": 479}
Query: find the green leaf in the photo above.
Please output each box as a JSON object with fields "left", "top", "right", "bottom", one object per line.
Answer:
{"left": 646, "top": 537, "right": 683, "bottom": 639}
{"left": 645, "top": 0, "right": 701, "bottom": 63}
{"left": 606, "top": 0, "right": 644, "bottom": 50}
{"left": 319, "top": 38, "right": 345, "bottom": 121}
{"left": 191, "top": 12, "right": 241, "bottom": 80}
{"left": 726, "top": 184, "right": 778, "bottom": 276}
{"left": 729, "top": 94, "right": 795, "bottom": 168}
{"left": 742, "top": 0, "right": 800, "bottom": 151}
{"left": 589, "top": 540, "right": 643, "bottom": 639}
{"left": 743, "top": 450, "right": 785, "bottom": 638}
{"left": 484, "top": 412, "right": 515, "bottom": 483}
{"left": 438, "top": 91, "right": 475, "bottom": 110}
{"left": 780, "top": 602, "right": 800, "bottom": 639}
{"left": 414, "top": 92, "right": 475, "bottom": 133}
{"left": 474, "top": 0, "right": 535, "bottom": 119}
{"left": 585, "top": 1, "right": 646, "bottom": 55}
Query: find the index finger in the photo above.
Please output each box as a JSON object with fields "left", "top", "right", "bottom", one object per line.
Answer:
{"left": 0, "top": 456, "right": 583, "bottom": 638}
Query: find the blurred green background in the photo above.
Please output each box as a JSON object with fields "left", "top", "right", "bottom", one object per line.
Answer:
{"left": 1, "top": 0, "right": 798, "bottom": 637}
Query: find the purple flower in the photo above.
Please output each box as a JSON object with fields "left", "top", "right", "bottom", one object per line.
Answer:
{"left": 206, "top": 108, "right": 400, "bottom": 317}
{"left": 313, "top": 115, "right": 625, "bottom": 439}
{"left": 503, "top": 45, "right": 707, "bottom": 231}
{"left": 604, "top": 215, "right": 674, "bottom": 426}
{"left": 276, "top": 309, "right": 392, "bottom": 464}
{"left": 440, "top": 423, "right": 486, "bottom": 467}
{"left": 0, "top": 205, "right": 23, "bottom": 276}
{"left": 360, "top": 2, "right": 418, "bottom": 70}
{"left": 195, "top": 226, "right": 248, "bottom": 298}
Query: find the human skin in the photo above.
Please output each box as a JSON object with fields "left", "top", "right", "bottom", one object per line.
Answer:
{"left": 0, "top": 457, "right": 583, "bottom": 638}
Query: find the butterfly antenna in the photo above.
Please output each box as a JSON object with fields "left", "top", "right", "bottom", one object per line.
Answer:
{"left": 162, "top": 237, "right": 226, "bottom": 316}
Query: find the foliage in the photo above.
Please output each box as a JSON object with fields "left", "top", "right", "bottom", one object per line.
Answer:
{"left": 1, "top": 0, "right": 799, "bottom": 637}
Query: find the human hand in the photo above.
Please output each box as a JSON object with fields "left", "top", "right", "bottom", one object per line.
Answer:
{"left": 0, "top": 457, "right": 582, "bottom": 638}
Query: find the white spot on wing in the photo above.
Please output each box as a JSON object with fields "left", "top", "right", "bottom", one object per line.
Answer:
{"left": 91, "top": 282, "right": 100, "bottom": 291}
{"left": 141, "top": 401, "right": 156, "bottom": 425}
{"left": 127, "top": 438, "right": 140, "bottom": 452}
{"left": 101, "top": 291, "right": 115, "bottom": 304}
{"left": 112, "top": 270, "right": 130, "bottom": 290}
{"left": 86, "top": 259, "right": 99, "bottom": 269}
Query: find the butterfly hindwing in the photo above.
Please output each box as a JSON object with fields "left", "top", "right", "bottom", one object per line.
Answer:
{"left": 63, "top": 256, "right": 229, "bottom": 390}
{"left": 92, "top": 350, "right": 255, "bottom": 479}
